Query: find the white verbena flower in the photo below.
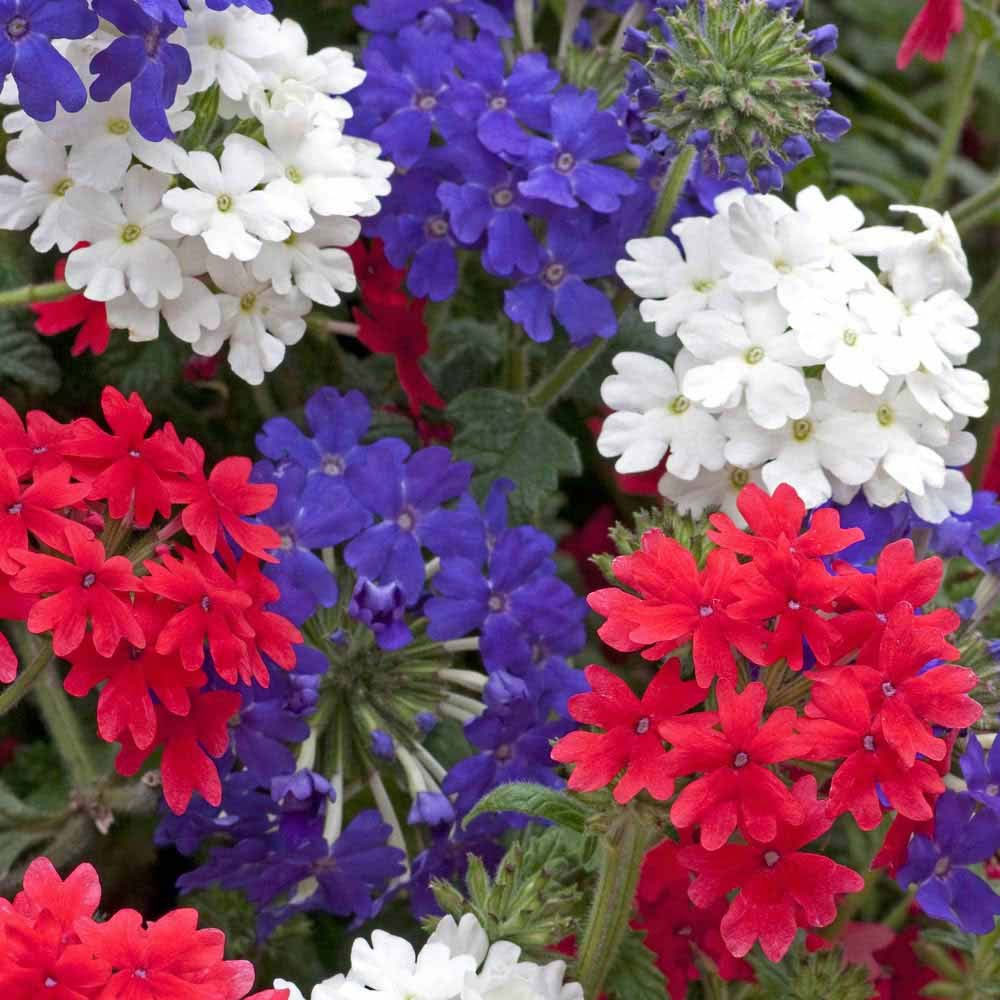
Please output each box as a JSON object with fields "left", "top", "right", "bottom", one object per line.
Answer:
{"left": 0, "top": 126, "right": 90, "bottom": 252}
{"left": 197, "top": 257, "right": 309, "bottom": 384}
{"left": 615, "top": 214, "right": 738, "bottom": 337}
{"left": 597, "top": 350, "right": 725, "bottom": 480}
{"left": 164, "top": 136, "right": 311, "bottom": 260}
{"left": 880, "top": 204, "right": 972, "bottom": 302}
{"left": 182, "top": 0, "right": 284, "bottom": 101}
{"left": 658, "top": 464, "right": 765, "bottom": 527}
{"left": 63, "top": 165, "right": 183, "bottom": 307}
{"left": 719, "top": 382, "right": 882, "bottom": 509}
{"left": 679, "top": 292, "right": 813, "bottom": 429}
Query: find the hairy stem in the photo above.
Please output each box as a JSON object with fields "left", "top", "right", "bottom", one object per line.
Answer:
{"left": 0, "top": 638, "right": 53, "bottom": 717}
{"left": 32, "top": 663, "right": 99, "bottom": 790}
{"left": 575, "top": 806, "right": 651, "bottom": 999}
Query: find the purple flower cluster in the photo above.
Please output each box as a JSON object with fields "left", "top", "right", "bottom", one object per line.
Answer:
{"left": 897, "top": 740, "right": 1000, "bottom": 934}
{"left": 0, "top": 0, "right": 270, "bottom": 140}
{"left": 158, "top": 386, "right": 586, "bottom": 931}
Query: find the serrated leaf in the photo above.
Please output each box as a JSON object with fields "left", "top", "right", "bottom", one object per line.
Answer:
{"left": 427, "top": 317, "right": 505, "bottom": 401}
{"left": 463, "top": 782, "right": 589, "bottom": 832}
{"left": 0, "top": 317, "right": 60, "bottom": 395}
{"left": 0, "top": 829, "right": 50, "bottom": 878}
{"left": 603, "top": 927, "right": 667, "bottom": 1000}
{"left": 447, "top": 388, "right": 582, "bottom": 519}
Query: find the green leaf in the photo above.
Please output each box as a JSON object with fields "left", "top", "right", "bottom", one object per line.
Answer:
{"left": 427, "top": 317, "right": 505, "bottom": 401}
{"left": 603, "top": 928, "right": 667, "bottom": 1000}
{"left": 0, "top": 316, "right": 60, "bottom": 395}
{"left": 463, "top": 782, "right": 589, "bottom": 832}
{"left": 965, "top": 0, "right": 1000, "bottom": 42}
{"left": 95, "top": 333, "right": 183, "bottom": 405}
{"left": 0, "top": 829, "right": 50, "bottom": 878}
{"left": 447, "top": 388, "right": 582, "bottom": 519}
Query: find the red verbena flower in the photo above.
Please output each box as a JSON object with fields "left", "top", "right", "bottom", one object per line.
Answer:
{"left": 31, "top": 252, "right": 112, "bottom": 357}
{"left": 348, "top": 238, "right": 407, "bottom": 303}
{"left": 142, "top": 546, "right": 255, "bottom": 683}
{"left": 832, "top": 538, "right": 958, "bottom": 662}
{"left": 551, "top": 659, "right": 709, "bottom": 803}
{"left": 10, "top": 857, "right": 100, "bottom": 933}
{"left": 897, "top": 0, "right": 964, "bottom": 68}
{"left": 0, "top": 456, "right": 91, "bottom": 574}
{"left": 354, "top": 294, "right": 444, "bottom": 417}
{"left": 726, "top": 538, "right": 846, "bottom": 670}
{"left": 661, "top": 680, "right": 807, "bottom": 849}
{"left": 63, "top": 595, "right": 207, "bottom": 752}
{"left": 0, "top": 398, "right": 76, "bottom": 478}
{"left": 801, "top": 674, "right": 943, "bottom": 830}
{"left": 76, "top": 907, "right": 255, "bottom": 1000}
{"left": 588, "top": 532, "right": 768, "bottom": 688}
{"left": 115, "top": 690, "right": 242, "bottom": 813}
{"left": 173, "top": 440, "right": 281, "bottom": 562}
{"left": 813, "top": 602, "right": 980, "bottom": 766}
{"left": 63, "top": 387, "right": 189, "bottom": 528}
{"left": 680, "top": 775, "right": 865, "bottom": 961}
{"left": 708, "top": 483, "right": 862, "bottom": 560}
{"left": 10, "top": 524, "right": 144, "bottom": 658}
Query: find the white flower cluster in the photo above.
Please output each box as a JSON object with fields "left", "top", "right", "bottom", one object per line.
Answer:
{"left": 276, "top": 914, "right": 583, "bottom": 1000}
{"left": 0, "top": 0, "right": 391, "bottom": 385}
{"left": 605, "top": 187, "right": 986, "bottom": 523}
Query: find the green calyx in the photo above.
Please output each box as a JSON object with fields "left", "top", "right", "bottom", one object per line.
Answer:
{"left": 642, "top": 0, "right": 829, "bottom": 171}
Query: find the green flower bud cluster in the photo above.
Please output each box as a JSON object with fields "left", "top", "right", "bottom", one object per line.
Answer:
{"left": 641, "top": 0, "right": 833, "bottom": 170}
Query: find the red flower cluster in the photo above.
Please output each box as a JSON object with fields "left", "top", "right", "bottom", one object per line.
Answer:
{"left": 0, "top": 856, "right": 287, "bottom": 1000}
{"left": 0, "top": 388, "right": 301, "bottom": 813}
{"left": 553, "top": 482, "right": 983, "bottom": 961}
{"left": 348, "top": 239, "right": 443, "bottom": 418}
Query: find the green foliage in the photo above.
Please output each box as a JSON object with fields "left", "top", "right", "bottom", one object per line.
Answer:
{"left": 462, "top": 781, "right": 591, "bottom": 832}
{"left": 447, "top": 388, "right": 582, "bottom": 521}
{"left": 743, "top": 939, "right": 872, "bottom": 1000}
{"left": 0, "top": 314, "right": 61, "bottom": 396}
{"left": 603, "top": 927, "right": 668, "bottom": 1000}
{"left": 426, "top": 317, "right": 505, "bottom": 402}
{"left": 95, "top": 333, "right": 185, "bottom": 406}
{"left": 431, "top": 827, "right": 590, "bottom": 962}
{"left": 918, "top": 925, "right": 1000, "bottom": 998}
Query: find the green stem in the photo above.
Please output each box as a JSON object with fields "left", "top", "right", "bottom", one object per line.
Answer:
{"left": 919, "top": 31, "right": 990, "bottom": 206}
{"left": 826, "top": 54, "right": 940, "bottom": 138}
{"left": 951, "top": 170, "right": 1000, "bottom": 233}
{"left": 527, "top": 337, "right": 607, "bottom": 411}
{"left": 0, "top": 639, "right": 52, "bottom": 717}
{"left": 0, "top": 280, "right": 71, "bottom": 309}
{"left": 575, "top": 806, "right": 650, "bottom": 999}
{"left": 32, "top": 663, "right": 99, "bottom": 790}
{"left": 648, "top": 143, "right": 696, "bottom": 238}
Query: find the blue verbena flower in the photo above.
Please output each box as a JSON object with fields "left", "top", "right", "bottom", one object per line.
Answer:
{"left": 504, "top": 215, "right": 619, "bottom": 344}
{"left": 254, "top": 464, "right": 371, "bottom": 624}
{"left": 354, "top": 0, "right": 511, "bottom": 36}
{"left": 89, "top": 0, "right": 192, "bottom": 142}
{"left": 349, "top": 577, "right": 411, "bottom": 650}
{"left": 256, "top": 388, "right": 375, "bottom": 477}
{"left": 518, "top": 89, "right": 636, "bottom": 214}
{"left": 961, "top": 736, "right": 1000, "bottom": 815}
{"left": 926, "top": 491, "right": 1000, "bottom": 571}
{"left": 0, "top": 0, "right": 97, "bottom": 122}
{"left": 344, "top": 441, "right": 476, "bottom": 601}
{"left": 898, "top": 791, "right": 1000, "bottom": 934}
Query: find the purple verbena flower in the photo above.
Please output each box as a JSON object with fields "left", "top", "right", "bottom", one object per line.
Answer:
{"left": 350, "top": 577, "right": 412, "bottom": 650}
{"left": 898, "top": 791, "right": 1000, "bottom": 934}
{"left": 0, "top": 0, "right": 97, "bottom": 122}
{"left": 518, "top": 88, "right": 636, "bottom": 214}
{"left": 961, "top": 736, "right": 1000, "bottom": 816}
{"left": 90, "top": 0, "right": 192, "bottom": 142}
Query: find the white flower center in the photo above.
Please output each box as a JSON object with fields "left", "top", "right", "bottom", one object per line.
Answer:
{"left": 729, "top": 467, "right": 749, "bottom": 488}
{"left": 216, "top": 193, "right": 234, "bottom": 213}
{"left": 240, "top": 292, "right": 257, "bottom": 313}
{"left": 121, "top": 223, "right": 142, "bottom": 244}
{"left": 108, "top": 117, "right": 130, "bottom": 135}
{"left": 207, "top": 35, "right": 225, "bottom": 49}
{"left": 286, "top": 165, "right": 303, "bottom": 183}
{"left": 842, "top": 329, "right": 858, "bottom": 346}
{"left": 53, "top": 178, "right": 73, "bottom": 197}
{"left": 744, "top": 346, "right": 765, "bottom": 365}
{"left": 693, "top": 278, "right": 715, "bottom": 293}
{"left": 669, "top": 394, "right": 690, "bottom": 415}
{"left": 876, "top": 404, "right": 894, "bottom": 427}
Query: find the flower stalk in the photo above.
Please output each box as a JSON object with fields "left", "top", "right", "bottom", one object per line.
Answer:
{"left": 32, "top": 663, "right": 100, "bottom": 792}
{"left": 0, "top": 637, "right": 53, "bottom": 717}
{"left": 574, "top": 804, "right": 651, "bottom": 999}
{"left": 0, "top": 280, "right": 71, "bottom": 309}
